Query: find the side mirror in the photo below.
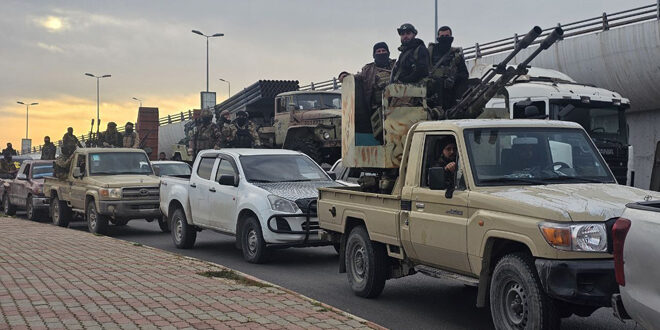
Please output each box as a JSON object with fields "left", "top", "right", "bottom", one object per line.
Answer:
{"left": 428, "top": 167, "right": 448, "bottom": 191}
{"left": 218, "top": 174, "right": 238, "bottom": 187}
{"left": 72, "top": 167, "right": 82, "bottom": 178}
{"left": 16, "top": 173, "right": 27, "bottom": 180}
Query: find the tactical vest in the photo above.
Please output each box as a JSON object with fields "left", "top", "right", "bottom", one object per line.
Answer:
{"left": 195, "top": 124, "right": 216, "bottom": 150}
{"left": 428, "top": 46, "right": 463, "bottom": 79}
{"left": 372, "top": 67, "right": 392, "bottom": 106}
{"left": 232, "top": 126, "right": 253, "bottom": 148}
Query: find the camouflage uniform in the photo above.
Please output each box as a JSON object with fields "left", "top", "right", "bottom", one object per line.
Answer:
{"left": 0, "top": 158, "right": 17, "bottom": 176}
{"left": 101, "top": 122, "right": 122, "bottom": 148}
{"left": 231, "top": 114, "right": 261, "bottom": 148}
{"left": 54, "top": 154, "right": 73, "bottom": 180}
{"left": 41, "top": 142, "right": 57, "bottom": 160}
{"left": 427, "top": 44, "right": 469, "bottom": 112}
{"left": 189, "top": 108, "right": 220, "bottom": 157}
{"left": 216, "top": 110, "right": 236, "bottom": 148}
{"left": 61, "top": 131, "right": 81, "bottom": 158}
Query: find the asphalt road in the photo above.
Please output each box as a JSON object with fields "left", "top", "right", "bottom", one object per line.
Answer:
{"left": 39, "top": 216, "right": 636, "bottom": 330}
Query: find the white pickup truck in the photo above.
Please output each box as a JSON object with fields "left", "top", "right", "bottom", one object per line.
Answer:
{"left": 611, "top": 200, "right": 660, "bottom": 329}
{"left": 159, "top": 148, "right": 340, "bottom": 263}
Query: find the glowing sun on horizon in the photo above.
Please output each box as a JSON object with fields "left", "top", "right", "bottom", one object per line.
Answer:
{"left": 41, "top": 16, "right": 65, "bottom": 31}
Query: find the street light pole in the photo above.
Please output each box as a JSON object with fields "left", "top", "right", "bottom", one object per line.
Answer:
{"left": 85, "top": 73, "right": 111, "bottom": 138}
{"left": 132, "top": 97, "right": 143, "bottom": 107}
{"left": 191, "top": 30, "right": 224, "bottom": 92}
{"left": 219, "top": 78, "right": 231, "bottom": 97}
{"left": 17, "top": 101, "right": 38, "bottom": 139}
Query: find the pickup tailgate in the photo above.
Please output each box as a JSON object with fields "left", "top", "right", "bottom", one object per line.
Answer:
{"left": 318, "top": 186, "right": 402, "bottom": 246}
{"left": 159, "top": 175, "right": 191, "bottom": 219}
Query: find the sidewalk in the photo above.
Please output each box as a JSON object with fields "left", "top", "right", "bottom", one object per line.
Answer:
{"left": 0, "top": 217, "right": 381, "bottom": 329}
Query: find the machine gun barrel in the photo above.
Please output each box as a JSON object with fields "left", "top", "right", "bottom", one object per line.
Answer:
{"left": 515, "top": 27, "right": 564, "bottom": 71}
{"left": 482, "top": 26, "right": 542, "bottom": 83}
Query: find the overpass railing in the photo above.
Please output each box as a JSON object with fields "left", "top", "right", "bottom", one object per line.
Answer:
{"left": 464, "top": 3, "right": 659, "bottom": 60}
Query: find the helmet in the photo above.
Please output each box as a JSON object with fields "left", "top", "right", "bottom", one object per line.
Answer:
{"left": 201, "top": 108, "right": 214, "bottom": 118}
{"left": 397, "top": 23, "right": 417, "bottom": 35}
{"left": 236, "top": 110, "right": 248, "bottom": 118}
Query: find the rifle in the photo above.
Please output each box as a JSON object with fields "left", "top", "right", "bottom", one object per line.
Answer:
{"left": 446, "top": 26, "right": 564, "bottom": 119}
{"left": 88, "top": 119, "right": 95, "bottom": 147}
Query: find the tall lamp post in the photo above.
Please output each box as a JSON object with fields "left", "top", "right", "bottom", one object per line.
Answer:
{"left": 191, "top": 30, "right": 224, "bottom": 92}
{"left": 218, "top": 78, "right": 231, "bottom": 97}
{"left": 84, "top": 73, "right": 111, "bottom": 137}
{"left": 132, "top": 97, "right": 143, "bottom": 107}
{"left": 17, "top": 101, "right": 38, "bottom": 139}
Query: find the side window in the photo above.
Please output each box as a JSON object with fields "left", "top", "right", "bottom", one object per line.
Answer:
{"left": 23, "top": 164, "right": 30, "bottom": 176}
{"left": 77, "top": 155, "right": 87, "bottom": 175}
{"left": 420, "top": 134, "right": 460, "bottom": 189}
{"left": 513, "top": 100, "right": 546, "bottom": 118}
{"left": 196, "top": 157, "right": 215, "bottom": 180}
{"left": 215, "top": 159, "right": 237, "bottom": 181}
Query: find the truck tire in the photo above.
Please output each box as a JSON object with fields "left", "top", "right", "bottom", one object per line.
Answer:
{"left": 51, "top": 196, "right": 71, "bottom": 227}
{"left": 3, "top": 193, "right": 16, "bottom": 216}
{"left": 171, "top": 208, "right": 196, "bottom": 249}
{"left": 26, "top": 195, "right": 37, "bottom": 221}
{"left": 287, "top": 136, "right": 322, "bottom": 165}
{"left": 240, "top": 216, "right": 269, "bottom": 264}
{"left": 158, "top": 216, "right": 170, "bottom": 233}
{"left": 490, "top": 253, "right": 561, "bottom": 330}
{"left": 345, "top": 226, "right": 387, "bottom": 298}
{"left": 86, "top": 201, "right": 109, "bottom": 235}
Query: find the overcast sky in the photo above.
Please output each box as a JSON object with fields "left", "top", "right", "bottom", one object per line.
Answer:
{"left": 0, "top": 0, "right": 650, "bottom": 148}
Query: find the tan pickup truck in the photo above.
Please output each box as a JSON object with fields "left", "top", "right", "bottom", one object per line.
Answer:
{"left": 43, "top": 148, "right": 163, "bottom": 234}
{"left": 318, "top": 119, "right": 660, "bottom": 329}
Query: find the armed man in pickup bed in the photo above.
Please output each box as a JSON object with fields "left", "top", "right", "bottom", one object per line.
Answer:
{"left": 55, "top": 127, "right": 82, "bottom": 180}
{"left": 217, "top": 110, "right": 236, "bottom": 148}
{"left": 0, "top": 152, "right": 18, "bottom": 177}
{"left": 427, "top": 26, "right": 469, "bottom": 113}
{"left": 40, "top": 136, "right": 57, "bottom": 160}
{"left": 189, "top": 108, "right": 220, "bottom": 158}
{"left": 391, "top": 23, "right": 429, "bottom": 84}
{"left": 356, "top": 42, "right": 396, "bottom": 117}
{"left": 230, "top": 111, "right": 261, "bottom": 148}
{"left": 122, "top": 122, "right": 140, "bottom": 148}
{"left": 100, "top": 122, "right": 123, "bottom": 148}
{"left": 2, "top": 143, "right": 17, "bottom": 157}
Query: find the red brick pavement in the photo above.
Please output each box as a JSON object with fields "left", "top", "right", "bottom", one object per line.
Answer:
{"left": 0, "top": 217, "right": 383, "bottom": 329}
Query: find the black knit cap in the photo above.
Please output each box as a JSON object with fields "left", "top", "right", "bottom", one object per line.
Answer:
{"left": 372, "top": 42, "right": 389, "bottom": 56}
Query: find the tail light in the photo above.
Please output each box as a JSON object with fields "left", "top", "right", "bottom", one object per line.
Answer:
{"left": 612, "top": 217, "right": 631, "bottom": 286}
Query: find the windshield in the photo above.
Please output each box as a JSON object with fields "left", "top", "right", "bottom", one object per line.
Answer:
{"left": 154, "top": 163, "right": 191, "bottom": 176}
{"left": 294, "top": 93, "right": 341, "bottom": 110}
{"left": 89, "top": 152, "right": 153, "bottom": 175}
{"left": 241, "top": 155, "right": 330, "bottom": 183}
{"left": 551, "top": 102, "right": 628, "bottom": 145}
{"left": 464, "top": 128, "right": 615, "bottom": 186}
{"left": 32, "top": 163, "right": 54, "bottom": 179}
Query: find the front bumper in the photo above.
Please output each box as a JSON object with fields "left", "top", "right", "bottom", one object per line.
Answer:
{"left": 99, "top": 199, "right": 161, "bottom": 219}
{"left": 535, "top": 259, "right": 617, "bottom": 307}
{"left": 32, "top": 196, "right": 50, "bottom": 210}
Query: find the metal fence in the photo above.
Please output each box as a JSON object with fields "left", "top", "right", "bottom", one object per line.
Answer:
{"left": 299, "top": 78, "right": 341, "bottom": 91}
{"left": 464, "top": 2, "right": 659, "bottom": 60}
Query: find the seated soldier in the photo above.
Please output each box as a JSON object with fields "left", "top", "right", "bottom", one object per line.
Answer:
{"left": 429, "top": 137, "right": 457, "bottom": 188}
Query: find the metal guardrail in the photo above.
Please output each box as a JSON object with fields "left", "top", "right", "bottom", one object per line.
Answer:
{"left": 464, "top": 3, "right": 659, "bottom": 60}
{"left": 299, "top": 78, "right": 341, "bottom": 91}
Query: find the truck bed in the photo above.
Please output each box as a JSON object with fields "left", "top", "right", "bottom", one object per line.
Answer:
{"left": 318, "top": 186, "right": 403, "bottom": 247}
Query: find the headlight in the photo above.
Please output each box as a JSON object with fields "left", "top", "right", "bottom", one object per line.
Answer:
{"left": 539, "top": 222, "right": 608, "bottom": 252}
{"left": 99, "top": 188, "right": 122, "bottom": 199}
{"left": 267, "top": 195, "right": 300, "bottom": 213}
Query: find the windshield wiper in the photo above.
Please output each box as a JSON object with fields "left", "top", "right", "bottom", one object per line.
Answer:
{"left": 287, "top": 179, "right": 314, "bottom": 182}
{"left": 480, "top": 177, "right": 546, "bottom": 185}
{"left": 249, "top": 179, "right": 275, "bottom": 183}
{"left": 540, "top": 176, "right": 608, "bottom": 183}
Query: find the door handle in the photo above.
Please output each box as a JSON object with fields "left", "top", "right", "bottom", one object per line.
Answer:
{"left": 209, "top": 187, "right": 216, "bottom": 192}
{"left": 415, "top": 202, "right": 425, "bottom": 209}
{"left": 190, "top": 183, "right": 197, "bottom": 188}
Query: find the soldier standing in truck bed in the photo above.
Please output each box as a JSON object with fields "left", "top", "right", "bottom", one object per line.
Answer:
{"left": 189, "top": 108, "right": 220, "bottom": 158}
{"left": 230, "top": 111, "right": 261, "bottom": 148}
{"left": 427, "top": 26, "right": 469, "bottom": 113}
{"left": 41, "top": 136, "right": 57, "bottom": 160}
{"left": 391, "top": 23, "right": 429, "bottom": 85}
{"left": 122, "top": 122, "right": 140, "bottom": 148}
{"left": 100, "top": 122, "right": 122, "bottom": 148}
{"left": 55, "top": 127, "right": 81, "bottom": 180}
{"left": 217, "top": 110, "right": 236, "bottom": 148}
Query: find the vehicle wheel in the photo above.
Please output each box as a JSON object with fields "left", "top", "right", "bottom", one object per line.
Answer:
{"left": 51, "top": 196, "right": 71, "bottom": 227}
{"left": 158, "top": 216, "right": 170, "bottom": 233}
{"left": 171, "top": 208, "right": 196, "bottom": 248}
{"left": 287, "top": 136, "right": 322, "bottom": 165}
{"left": 114, "top": 219, "right": 129, "bottom": 226}
{"left": 86, "top": 201, "right": 109, "bottom": 235}
{"left": 345, "top": 225, "right": 387, "bottom": 298}
{"left": 3, "top": 193, "right": 16, "bottom": 216}
{"left": 26, "top": 195, "right": 37, "bottom": 221}
{"left": 490, "top": 253, "right": 561, "bottom": 330}
{"left": 241, "top": 216, "right": 269, "bottom": 264}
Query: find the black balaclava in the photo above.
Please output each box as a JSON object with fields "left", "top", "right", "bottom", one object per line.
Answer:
{"left": 436, "top": 36, "right": 454, "bottom": 54}
{"left": 372, "top": 42, "right": 390, "bottom": 67}
{"left": 125, "top": 125, "right": 134, "bottom": 134}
